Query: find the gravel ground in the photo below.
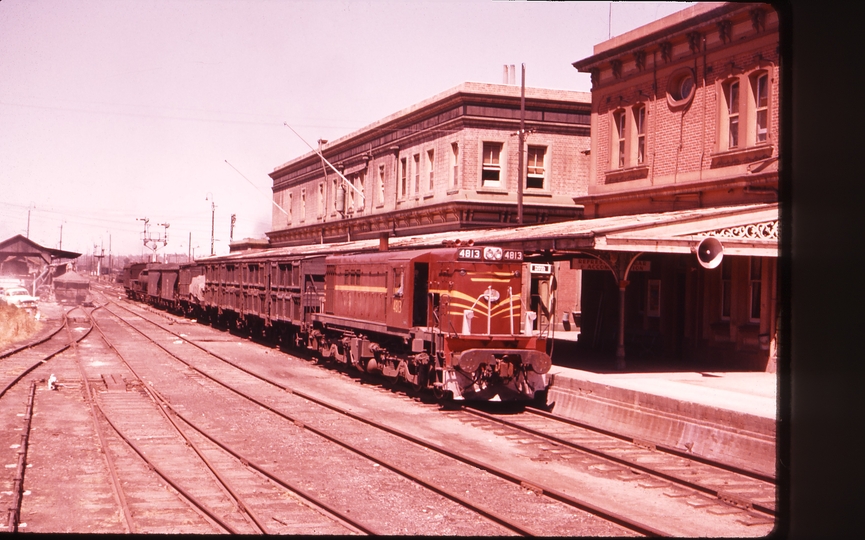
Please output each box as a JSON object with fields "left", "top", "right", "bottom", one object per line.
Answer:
{"left": 134, "top": 300, "right": 774, "bottom": 537}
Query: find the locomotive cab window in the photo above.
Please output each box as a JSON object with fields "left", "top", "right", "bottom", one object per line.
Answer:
{"left": 393, "top": 268, "right": 404, "bottom": 297}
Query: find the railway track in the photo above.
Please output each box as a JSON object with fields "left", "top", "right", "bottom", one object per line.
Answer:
{"left": 0, "top": 308, "right": 89, "bottom": 400}
{"left": 87, "top": 302, "right": 373, "bottom": 535}
{"left": 93, "top": 292, "right": 775, "bottom": 536}
{"left": 1, "top": 306, "right": 101, "bottom": 532}
{"left": 456, "top": 406, "right": 776, "bottom": 525}
{"left": 96, "top": 295, "right": 633, "bottom": 536}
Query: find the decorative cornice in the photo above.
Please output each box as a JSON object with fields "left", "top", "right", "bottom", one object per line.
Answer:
{"left": 698, "top": 221, "right": 778, "bottom": 241}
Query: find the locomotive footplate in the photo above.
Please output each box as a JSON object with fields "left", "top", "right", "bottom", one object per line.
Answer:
{"left": 454, "top": 348, "right": 551, "bottom": 375}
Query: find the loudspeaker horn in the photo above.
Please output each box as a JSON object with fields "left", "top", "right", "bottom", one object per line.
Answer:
{"left": 694, "top": 237, "right": 724, "bottom": 269}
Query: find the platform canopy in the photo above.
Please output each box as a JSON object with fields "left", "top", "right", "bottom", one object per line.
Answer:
{"left": 394, "top": 202, "right": 780, "bottom": 259}
{"left": 200, "top": 203, "right": 778, "bottom": 263}
{"left": 0, "top": 234, "right": 81, "bottom": 264}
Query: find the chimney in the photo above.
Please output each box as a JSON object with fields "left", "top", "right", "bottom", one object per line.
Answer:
{"left": 509, "top": 64, "right": 516, "bottom": 85}
{"left": 503, "top": 65, "right": 509, "bottom": 84}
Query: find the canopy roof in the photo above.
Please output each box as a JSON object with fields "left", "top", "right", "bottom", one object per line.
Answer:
{"left": 200, "top": 203, "right": 778, "bottom": 263}
{"left": 0, "top": 235, "right": 81, "bottom": 264}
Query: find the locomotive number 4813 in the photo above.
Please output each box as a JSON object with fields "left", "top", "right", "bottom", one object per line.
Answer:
{"left": 457, "top": 247, "right": 523, "bottom": 262}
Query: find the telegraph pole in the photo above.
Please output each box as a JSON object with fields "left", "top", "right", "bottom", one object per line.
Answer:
{"left": 206, "top": 193, "right": 216, "bottom": 256}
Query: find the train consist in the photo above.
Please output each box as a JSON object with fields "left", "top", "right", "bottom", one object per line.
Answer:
{"left": 121, "top": 245, "right": 552, "bottom": 402}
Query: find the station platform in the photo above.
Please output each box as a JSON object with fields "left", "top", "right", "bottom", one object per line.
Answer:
{"left": 545, "top": 365, "right": 778, "bottom": 478}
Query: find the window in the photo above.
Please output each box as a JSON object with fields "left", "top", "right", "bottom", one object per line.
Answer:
{"left": 378, "top": 165, "right": 385, "bottom": 206}
{"left": 300, "top": 188, "right": 306, "bottom": 221}
{"left": 726, "top": 80, "right": 740, "bottom": 149}
{"left": 609, "top": 105, "right": 649, "bottom": 173}
{"left": 413, "top": 154, "right": 420, "bottom": 195}
{"left": 754, "top": 72, "right": 769, "bottom": 143}
{"left": 718, "top": 69, "right": 772, "bottom": 153}
{"left": 721, "top": 257, "right": 732, "bottom": 320}
{"left": 332, "top": 178, "right": 338, "bottom": 212}
{"left": 287, "top": 192, "right": 293, "bottom": 223}
{"left": 749, "top": 257, "right": 762, "bottom": 321}
{"left": 613, "top": 110, "right": 626, "bottom": 169}
{"left": 400, "top": 158, "right": 407, "bottom": 198}
{"left": 347, "top": 177, "right": 355, "bottom": 210}
{"left": 526, "top": 146, "right": 546, "bottom": 189}
{"left": 357, "top": 172, "right": 365, "bottom": 211}
{"left": 393, "top": 268, "right": 404, "bottom": 297}
{"left": 635, "top": 106, "right": 646, "bottom": 165}
{"left": 450, "top": 142, "right": 459, "bottom": 188}
{"left": 427, "top": 149, "right": 435, "bottom": 192}
{"left": 481, "top": 142, "right": 503, "bottom": 187}
{"left": 666, "top": 68, "right": 696, "bottom": 109}
{"left": 317, "top": 183, "right": 324, "bottom": 217}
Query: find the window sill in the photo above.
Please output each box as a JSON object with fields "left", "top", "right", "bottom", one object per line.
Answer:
{"left": 604, "top": 165, "right": 649, "bottom": 184}
{"left": 477, "top": 187, "right": 508, "bottom": 195}
{"left": 524, "top": 190, "right": 553, "bottom": 198}
{"left": 446, "top": 189, "right": 460, "bottom": 196}
{"left": 710, "top": 144, "right": 773, "bottom": 168}
{"left": 423, "top": 194, "right": 434, "bottom": 200}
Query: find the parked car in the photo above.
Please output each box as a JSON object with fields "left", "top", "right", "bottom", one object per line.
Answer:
{"left": 1, "top": 287, "right": 38, "bottom": 312}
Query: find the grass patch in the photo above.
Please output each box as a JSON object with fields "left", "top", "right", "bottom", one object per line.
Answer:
{"left": 0, "top": 304, "right": 41, "bottom": 350}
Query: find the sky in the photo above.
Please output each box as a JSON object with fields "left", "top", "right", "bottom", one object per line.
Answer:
{"left": 0, "top": 0, "right": 693, "bottom": 260}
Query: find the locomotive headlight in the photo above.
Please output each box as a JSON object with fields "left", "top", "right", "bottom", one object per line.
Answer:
{"left": 483, "top": 247, "right": 503, "bottom": 261}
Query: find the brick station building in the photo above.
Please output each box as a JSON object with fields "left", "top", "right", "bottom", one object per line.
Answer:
{"left": 569, "top": 2, "right": 781, "bottom": 370}
{"left": 266, "top": 82, "right": 591, "bottom": 247}
{"left": 259, "top": 2, "right": 781, "bottom": 371}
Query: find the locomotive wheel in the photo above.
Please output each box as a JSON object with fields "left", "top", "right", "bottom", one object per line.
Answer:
{"left": 412, "top": 364, "right": 429, "bottom": 391}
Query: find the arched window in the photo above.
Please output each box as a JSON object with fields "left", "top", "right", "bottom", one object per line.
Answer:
{"left": 717, "top": 68, "right": 772, "bottom": 152}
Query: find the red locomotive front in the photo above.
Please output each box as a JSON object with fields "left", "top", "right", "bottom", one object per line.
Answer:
{"left": 311, "top": 246, "right": 551, "bottom": 402}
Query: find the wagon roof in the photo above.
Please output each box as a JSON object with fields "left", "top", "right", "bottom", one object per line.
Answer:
{"left": 54, "top": 270, "right": 89, "bottom": 284}
{"left": 326, "top": 247, "right": 461, "bottom": 264}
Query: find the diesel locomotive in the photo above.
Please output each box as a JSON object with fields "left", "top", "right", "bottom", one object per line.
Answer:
{"left": 122, "top": 244, "right": 552, "bottom": 402}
